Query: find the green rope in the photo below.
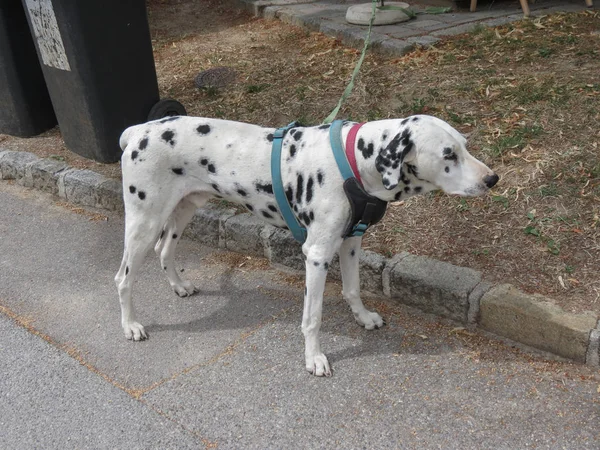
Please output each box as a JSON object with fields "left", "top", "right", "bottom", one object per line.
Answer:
{"left": 322, "top": 0, "right": 377, "bottom": 124}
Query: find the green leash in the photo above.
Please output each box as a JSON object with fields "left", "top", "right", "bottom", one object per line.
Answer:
{"left": 322, "top": 0, "right": 377, "bottom": 124}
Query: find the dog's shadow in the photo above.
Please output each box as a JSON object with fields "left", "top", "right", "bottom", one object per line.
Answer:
{"left": 143, "top": 267, "right": 455, "bottom": 364}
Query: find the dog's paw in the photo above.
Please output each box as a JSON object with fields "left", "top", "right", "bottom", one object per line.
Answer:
{"left": 173, "top": 280, "right": 198, "bottom": 297}
{"left": 354, "top": 309, "right": 384, "bottom": 330}
{"left": 123, "top": 321, "right": 148, "bottom": 341}
{"left": 306, "top": 353, "right": 332, "bottom": 377}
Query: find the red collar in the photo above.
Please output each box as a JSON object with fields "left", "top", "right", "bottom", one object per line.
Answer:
{"left": 345, "top": 122, "right": 366, "bottom": 185}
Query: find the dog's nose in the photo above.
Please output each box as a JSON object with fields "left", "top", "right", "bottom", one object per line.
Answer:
{"left": 483, "top": 173, "right": 499, "bottom": 189}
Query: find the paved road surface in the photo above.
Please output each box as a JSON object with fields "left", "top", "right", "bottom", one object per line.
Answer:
{"left": 1, "top": 181, "right": 599, "bottom": 449}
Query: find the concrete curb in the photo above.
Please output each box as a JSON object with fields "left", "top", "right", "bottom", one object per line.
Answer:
{"left": 2, "top": 149, "right": 599, "bottom": 366}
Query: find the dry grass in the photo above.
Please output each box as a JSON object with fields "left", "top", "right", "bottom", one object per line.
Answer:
{"left": 1, "top": 0, "right": 598, "bottom": 312}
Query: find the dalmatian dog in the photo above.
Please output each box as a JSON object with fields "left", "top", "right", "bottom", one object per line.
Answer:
{"left": 115, "top": 115, "right": 498, "bottom": 376}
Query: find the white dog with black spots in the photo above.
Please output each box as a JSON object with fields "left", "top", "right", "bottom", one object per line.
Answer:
{"left": 115, "top": 115, "right": 498, "bottom": 376}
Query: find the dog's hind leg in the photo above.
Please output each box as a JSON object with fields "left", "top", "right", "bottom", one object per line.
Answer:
{"left": 339, "top": 236, "right": 384, "bottom": 330}
{"left": 155, "top": 194, "right": 208, "bottom": 297}
{"left": 115, "top": 214, "right": 165, "bottom": 340}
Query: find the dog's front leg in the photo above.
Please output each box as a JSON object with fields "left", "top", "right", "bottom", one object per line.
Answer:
{"left": 339, "top": 236, "right": 384, "bottom": 330}
{"left": 302, "top": 240, "right": 340, "bottom": 377}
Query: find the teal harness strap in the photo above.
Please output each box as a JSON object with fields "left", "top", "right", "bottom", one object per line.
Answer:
{"left": 271, "top": 122, "right": 307, "bottom": 243}
{"left": 329, "top": 120, "right": 355, "bottom": 180}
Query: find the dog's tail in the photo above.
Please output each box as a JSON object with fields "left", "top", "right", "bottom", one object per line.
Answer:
{"left": 119, "top": 124, "right": 142, "bottom": 151}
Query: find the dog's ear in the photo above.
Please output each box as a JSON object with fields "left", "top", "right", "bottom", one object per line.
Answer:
{"left": 375, "top": 129, "right": 415, "bottom": 190}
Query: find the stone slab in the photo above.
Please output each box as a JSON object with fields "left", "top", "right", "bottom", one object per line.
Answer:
{"left": 223, "top": 212, "right": 268, "bottom": 257}
{"left": 0, "top": 150, "right": 38, "bottom": 181}
{"left": 480, "top": 284, "right": 598, "bottom": 363}
{"left": 388, "top": 253, "right": 482, "bottom": 323}
{"left": 24, "top": 158, "right": 68, "bottom": 194}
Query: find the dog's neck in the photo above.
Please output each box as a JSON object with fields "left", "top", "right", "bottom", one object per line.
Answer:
{"left": 351, "top": 123, "right": 436, "bottom": 202}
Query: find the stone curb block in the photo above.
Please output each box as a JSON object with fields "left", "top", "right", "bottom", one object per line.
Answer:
{"left": 263, "top": 226, "right": 304, "bottom": 271}
{"left": 358, "top": 250, "right": 386, "bottom": 295}
{"left": 388, "top": 253, "right": 482, "bottom": 323}
{"left": 586, "top": 329, "right": 599, "bottom": 367}
{"left": 60, "top": 169, "right": 107, "bottom": 208}
{"left": 184, "top": 204, "right": 237, "bottom": 249}
{"left": 480, "top": 284, "right": 599, "bottom": 364}
{"left": 0, "top": 150, "right": 38, "bottom": 181}
{"left": 223, "top": 213, "right": 268, "bottom": 258}
{"left": 25, "top": 158, "right": 69, "bottom": 195}
{"left": 96, "top": 179, "right": 124, "bottom": 212}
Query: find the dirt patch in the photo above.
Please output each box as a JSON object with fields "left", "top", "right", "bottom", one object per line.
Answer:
{"left": 1, "top": 1, "right": 598, "bottom": 313}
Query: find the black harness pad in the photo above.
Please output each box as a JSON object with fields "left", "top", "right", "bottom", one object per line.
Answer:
{"left": 342, "top": 178, "right": 388, "bottom": 238}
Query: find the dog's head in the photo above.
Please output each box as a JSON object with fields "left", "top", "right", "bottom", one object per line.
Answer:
{"left": 375, "top": 115, "right": 498, "bottom": 198}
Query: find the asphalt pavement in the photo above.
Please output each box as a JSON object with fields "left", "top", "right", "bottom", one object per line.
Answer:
{"left": 1, "top": 181, "right": 599, "bottom": 449}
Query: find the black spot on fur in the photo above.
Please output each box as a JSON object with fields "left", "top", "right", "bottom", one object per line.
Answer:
{"left": 211, "top": 183, "right": 220, "bottom": 193}
{"left": 172, "top": 168, "right": 184, "bottom": 175}
{"left": 324, "top": 262, "right": 329, "bottom": 271}
{"left": 160, "top": 229, "right": 165, "bottom": 239}
{"left": 125, "top": 266, "right": 129, "bottom": 275}
{"left": 268, "top": 204, "right": 277, "bottom": 212}
{"left": 357, "top": 138, "right": 375, "bottom": 159}
{"left": 161, "top": 130, "right": 175, "bottom": 146}
{"left": 245, "top": 203, "right": 254, "bottom": 211}
{"left": 200, "top": 158, "right": 208, "bottom": 166}
{"left": 313, "top": 262, "right": 320, "bottom": 267}
{"left": 292, "top": 130, "right": 303, "bottom": 141}
{"left": 293, "top": 205, "right": 298, "bottom": 213}
{"left": 261, "top": 211, "right": 273, "bottom": 219}
{"left": 407, "top": 164, "right": 419, "bottom": 177}
{"left": 404, "top": 186, "right": 411, "bottom": 193}
{"left": 131, "top": 150, "right": 139, "bottom": 160}
{"left": 266, "top": 133, "right": 274, "bottom": 142}
{"left": 318, "top": 124, "right": 330, "bottom": 130}
{"left": 412, "top": 116, "right": 420, "bottom": 122}
{"left": 139, "top": 137, "right": 148, "bottom": 150}
{"left": 306, "top": 176, "right": 314, "bottom": 204}
{"left": 289, "top": 145, "right": 297, "bottom": 159}
{"left": 317, "top": 170, "right": 324, "bottom": 186}
{"left": 443, "top": 147, "right": 458, "bottom": 161}
{"left": 296, "top": 174, "right": 304, "bottom": 204}
{"left": 138, "top": 191, "right": 146, "bottom": 200}
{"left": 237, "top": 188, "right": 247, "bottom": 197}
{"left": 351, "top": 249, "right": 356, "bottom": 257}
{"left": 285, "top": 186, "right": 293, "bottom": 203}
{"left": 445, "top": 166, "right": 450, "bottom": 173}
{"left": 163, "top": 266, "right": 167, "bottom": 271}
{"left": 394, "top": 191, "right": 403, "bottom": 201}
{"left": 401, "top": 118, "right": 409, "bottom": 125}
{"left": 208, "top": 164, "right": 216, "bottom": 174}
{"left": 129, "top": 185, "right": 136, "bottom": 194}
{"left": 196, "top": 124, "right": 211, "bottom": 135}
{"left": 172, "top": 234, "right": 178, "bottom": 239}
{"left": 309, "top": 211, "right": 314, "bottom": 221}
{"left": 414, "top": 186, "right": 423, "bottom": 193}
{"left": 301, "top": 212, "right": 311, "bottom": 227}
{"left": 256, "top": 183, "right": 273, "bottom": 194}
